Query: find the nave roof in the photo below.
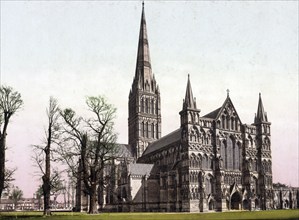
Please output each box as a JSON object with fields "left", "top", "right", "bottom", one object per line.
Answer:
{"left": 129, "top": 163, "right": 154, "bottom": 176}
{"left": 142, "top": 128, "right": 181, "bottom": 156}
{"left": 115, "top": 143, "right": 134, "bottom": 158}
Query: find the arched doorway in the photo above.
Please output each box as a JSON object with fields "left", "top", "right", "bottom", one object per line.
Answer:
{"left": 231, "top": 192, "right": 241, "bottom": 210}
{"left": 209, "top": 200, "right": 214, "bottom": 210}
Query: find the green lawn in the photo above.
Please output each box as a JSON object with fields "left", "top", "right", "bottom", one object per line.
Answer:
{"left": 0, "top": 209, "right": 298, "bottom": 220}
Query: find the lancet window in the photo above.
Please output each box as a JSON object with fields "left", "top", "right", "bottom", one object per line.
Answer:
{"left": 227, "top": 137, "right": 234, "bottom": 169}
{"left": 142, "top": 122, "right": 145, "bottom": 137}
{"left": 234, "top": 143, "right": 240, "bottom": 170}
{"left": 222, "top": 115, "right": 226, "bottom": 129}
{"left": 151, "top": 99, "right": 155, "bottom": 115}
{"left": 231, "top": 117, "right": 234, "bottom": 130}
{"left": 226, "top": 115, "right": 230, "bottom": 130}
{"left": 145, "top": 122, "right": 148, "bottom": 138}
{"left": 145, "top": 99, "right": 149, "bottom": 113}
{"left": 220, "top": 140, "right": 227, "bottom": 169}
{"left": 151, "top": 123, "right": 155, "bottom": 138}
{"left": 141, "top": 98, "right": 144, "bottom": 112}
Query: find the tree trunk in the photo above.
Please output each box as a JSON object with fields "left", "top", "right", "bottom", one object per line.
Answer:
{"left": 89, "top": 183, "right": 98, "bottom": 214}
{"left": 0, "top": 135, "right": 6, "bottom": 198}
{"left": 42, "top": 175, "right": 51, "bottom": 215}
{"left": 98, "top": 162, "right": 104, "bottom": 211}
{"left": 43, "top": 139, "right": 51, "bottom": 215}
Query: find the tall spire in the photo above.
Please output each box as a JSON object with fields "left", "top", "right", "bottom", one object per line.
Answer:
{"left": 255, "top": 93, "right": 268, "bottom": 123}
{"left": 135, "top": 2, "right": 153, "bottom": 85}
{"left": 183, "top": 74, "right": 197, "bottom": 110}
{"left": 128, "top": 3, "right": 161, "bottom": 158}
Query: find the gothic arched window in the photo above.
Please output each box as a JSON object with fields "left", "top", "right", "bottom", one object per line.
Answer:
{"left": 151, "top": 123, "right": 155, "bottom": 138}
{"left": 227, "top": 137, "right": 234, "bottom": 170}
{"left": 142, "top": 122, "right": 145, "bottom": 137}
{"left": 226, "top": 116, "right": 230, "bottom": 130}
{"left": 145, "top": 122, "right": 148, "bottom": 138}
{"left": 198, "top": 154, "right": 202, "bottom": 169}
{"left": 234, "top": 143, "right": 240, "bottom": 170}
{"left": 206, "top": 133, "right": 211, "bottom": 145}
{"left": 264, "top": 137, "right": 270, "bottom": 150}
{"left": 220, "top": 141, "right": 226, "bottom": 169}
{"left": 145, "top": 80, "right": 150, "bottom": 91}
{"left": 202, "top": 154, "right": 208, "bottom": 169}
{"left": 141, "top": 98, "right": 144, "bottom": 112}
{"left": 222, "top": 115, "right": 226, "bottom": 129}
{"left": 151, "top": 99, "right": 155, "bottom": 115}
{"left": 145, "top": 99, "right": 149, "bottom": 113}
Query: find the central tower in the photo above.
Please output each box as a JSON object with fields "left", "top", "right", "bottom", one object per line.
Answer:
{"left": 128, "top": 3, "right": 161, "bottom": 158}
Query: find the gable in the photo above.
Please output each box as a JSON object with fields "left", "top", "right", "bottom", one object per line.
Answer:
{"left": 204, "top": 97, "right": 242, "bottom": 129}
{"left": 217, "top": 97, "right": 243, "bottom": 128}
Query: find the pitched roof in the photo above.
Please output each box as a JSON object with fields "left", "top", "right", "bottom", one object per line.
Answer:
{"left": 203, "top": 107, "right": 222, "bottom": 119}
{"left": 115, "top": 144, "right": 134, "bottom": 158}
{"left": 129, "top": 163, "right": 154, "bottom": 176}
{"left": 142, "top": 128, "right": 181, "bottom": 156}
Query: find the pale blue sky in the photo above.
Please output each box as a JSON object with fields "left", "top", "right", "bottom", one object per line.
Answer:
{"left": 1, "top": 1, "right": 298, "bottom": 198}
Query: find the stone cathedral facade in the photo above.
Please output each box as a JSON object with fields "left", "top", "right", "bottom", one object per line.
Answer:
{"left": 76, "top": 4, "right": 298, "bottom": 213}
{"left": 110, "top": 4, "right": 274, "bottom": 212}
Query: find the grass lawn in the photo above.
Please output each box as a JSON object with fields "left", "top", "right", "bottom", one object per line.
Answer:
{"left": 0, "top": 209, "right": 298, "bottom": 220}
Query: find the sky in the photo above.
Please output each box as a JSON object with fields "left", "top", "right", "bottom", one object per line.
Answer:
{"left": 0, "top": 1, "right": 298, "bottom": 198}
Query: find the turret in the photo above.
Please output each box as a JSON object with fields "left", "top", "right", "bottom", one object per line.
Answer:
{"left": 253, "top": 93, "right": 272, "bottom": 210}
{"left": 180, "top": 75, "right": 200, "bottom": 127}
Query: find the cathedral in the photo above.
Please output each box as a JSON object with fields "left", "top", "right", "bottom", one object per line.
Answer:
{"left": 76, "top": 4, "right": 298, "bottom": 212}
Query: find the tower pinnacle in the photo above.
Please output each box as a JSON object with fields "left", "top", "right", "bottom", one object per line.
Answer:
{"left": 255, "top": 93, "right": 268, "bottom": 123}
{"left": 183, "top": 75, "right": 197, "bottom": 110}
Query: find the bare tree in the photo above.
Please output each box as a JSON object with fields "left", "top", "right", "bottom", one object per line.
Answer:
{"left": 0, "top": 85, "right": 23, "bottom": 197}
{"left": 10, "top": 186, "right": 23, "bottom": 210}
{"left": 32, "top": 97, "right": 60, "bottom": 215}
{"left": 58, "top": 96, "right": 118, "bottom": 214}
{"left": 4, "top": 167, "right": 16, "bottom": 189}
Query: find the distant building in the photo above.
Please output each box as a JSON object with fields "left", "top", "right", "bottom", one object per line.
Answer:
{"left": 273, "top": 184, "right": 299, "bottom": 210}
{"left": 76, "top": 3, "right": 298, "bottom": 212}
{"left": 0, "top": 195, "right": 40, "bottom": 211}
